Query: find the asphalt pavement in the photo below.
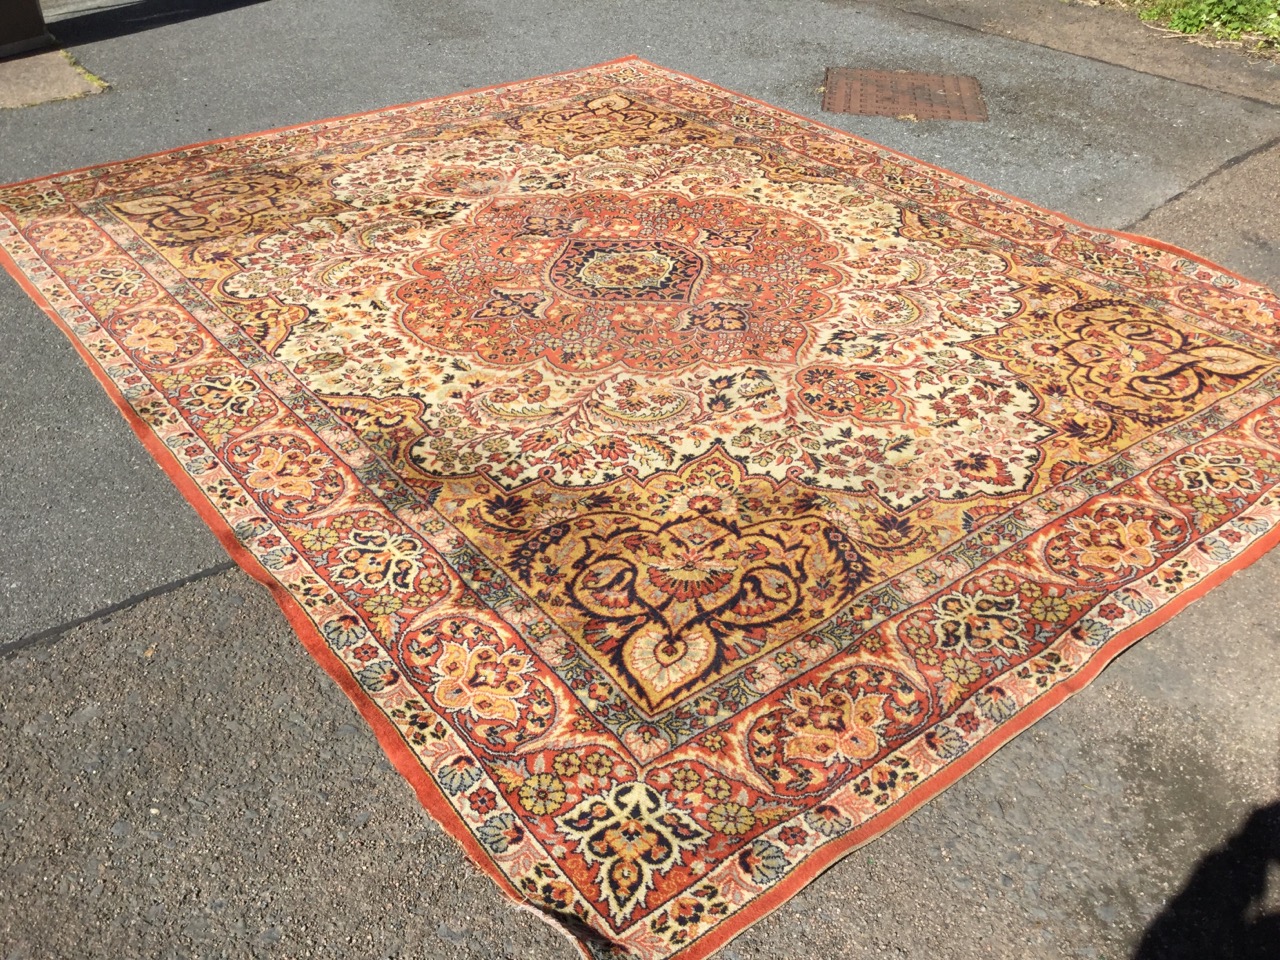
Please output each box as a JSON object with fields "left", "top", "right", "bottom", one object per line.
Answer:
{"left": 1, "top": 1, "right": 1277, "bottom": 958}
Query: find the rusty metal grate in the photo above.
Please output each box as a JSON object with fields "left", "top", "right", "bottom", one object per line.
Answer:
{"left": 821, "top": 67, "right": 988, "bottom": 121}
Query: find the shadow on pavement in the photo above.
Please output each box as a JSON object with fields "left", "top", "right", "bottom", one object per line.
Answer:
{"left": 49, "top": 0, "right": 268, "bottom": 46}
{"left": 1133, "top": 800, "right": 1280, "bottom": 960}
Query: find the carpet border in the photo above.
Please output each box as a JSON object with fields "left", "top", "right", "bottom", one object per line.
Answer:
{"left": 1, "top": 56, "right": 1278, "bottom": 960}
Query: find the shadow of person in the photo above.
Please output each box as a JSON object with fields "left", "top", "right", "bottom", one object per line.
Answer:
{"left": 1133, "top": 800, "right": 1280, "bottom": 960}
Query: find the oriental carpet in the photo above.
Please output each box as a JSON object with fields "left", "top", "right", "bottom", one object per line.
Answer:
{"left": 3, "top": 57, "right": 1280, "bottom": 960}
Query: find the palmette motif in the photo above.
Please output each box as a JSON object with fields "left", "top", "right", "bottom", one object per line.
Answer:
{"left": 3, "top": 58, "right": 1280, "bottom": 960}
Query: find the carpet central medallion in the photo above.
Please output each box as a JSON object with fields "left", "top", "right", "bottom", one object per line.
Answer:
{"left": 4, "top": 57, "right": 1280, "bottom": 960}
{"left": 391, "top": 188, "right": 844, "bottom": 373}
{"left": 550, "top": 239, "right": 702, "bottom": 301}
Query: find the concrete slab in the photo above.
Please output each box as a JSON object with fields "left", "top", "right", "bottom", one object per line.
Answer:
{"left": 0, "top": 48, "right": 103, "bottom": 110}
{"left": 1129, "top": 138, "right": 1280, "bottom": 292}
{"left": 0, "top": 282, "right": 231, "bottom": 645}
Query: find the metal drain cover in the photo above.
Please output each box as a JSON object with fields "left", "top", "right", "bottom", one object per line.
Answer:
{"left": 821, "top": 67, "right": 988, "bottom": 121}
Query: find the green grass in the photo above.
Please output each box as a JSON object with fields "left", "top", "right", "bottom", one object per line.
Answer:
{"left": 1133, "top": 0, "right": 1280, "bottom": 46}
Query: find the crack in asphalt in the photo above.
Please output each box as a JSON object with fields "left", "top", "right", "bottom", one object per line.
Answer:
{"left": 1122, "top": 132, "right": 1280, "bottom": 232}
{"left": 0, "top": 559, "right": 238, "bottom": 659}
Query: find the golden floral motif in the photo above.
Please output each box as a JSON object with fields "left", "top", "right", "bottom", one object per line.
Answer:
{"left": 780, "top": 688, "right": 889, "bottom": 766}
{"left": 432, "top": 641, "right": 533, "bottom": 724}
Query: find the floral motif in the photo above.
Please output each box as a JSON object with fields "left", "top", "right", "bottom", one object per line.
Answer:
{"left": 480, "top": 471, "right": 869, "bottom": 716}
{"left": 1043, "top": 502, "right": 1190, "bottom": 584}
{"left": 518, "top": 772, "right": 568, "bottom": 815}
{"left": 779, "top": 687, "right": 889, "bottom": 765}
{"left": 395, "top": 189, "right": 842, "bottom": 373}
{"left": 393, "top": 616, "right": 553, "bottom": 750}
{"left": 431, "top": 639, "right": 533, "bottom": 724}
{"left": 558, "top": 782, "right": 707, "bottom": 925}
{"left": 333, "top": 528, "right": 430, "bottom": 592}
{"left": 229, "top": 433, "right": 346, "bottom": 517}
{"left": 928, "top": 589, "right": 1024, "bottom": 656}
{"left": 551, "top": 239, "right": 705, "bottom": 301}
